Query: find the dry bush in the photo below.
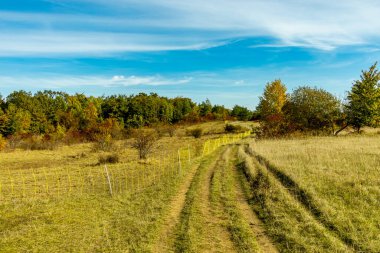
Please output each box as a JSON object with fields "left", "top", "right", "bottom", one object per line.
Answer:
{"left": 166, "top": 125, "right": 177, "bottom": 137}
{"left": 98, "top": 153, "right": 120, "bottom": 164}
{"left": 186, "top": 128, "right": 203, "bottom": 138}
{"left": 92, "top": 134, "right": 115, "bottom": 152}
{"left": 0, "top": 134, "right": 7, "bottom": 151}
{"left": 224, "top": 123, "right": 246, "bottom": 133}
{"left": 6, "top": 135, "right": 22, "bottom": 149}
{"left": 63, "top": 130, "right": 85, "bottom": 145}
{"left": 155, "top": 125, "right": 177, "bottom": 138}
{"left": 17, "top": 134, "right": 60, "bottom": 150}
{"left": 131, "top": 129, "right": 158, "bottom": 159}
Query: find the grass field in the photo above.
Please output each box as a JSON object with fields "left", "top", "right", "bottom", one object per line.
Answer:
{"left": 0, "top": 122, "right": 379, "bottom": 252}
{"left": 248, "top": 135, "right": 380, "bottom": 252}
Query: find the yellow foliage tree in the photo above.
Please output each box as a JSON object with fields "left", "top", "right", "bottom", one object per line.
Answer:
{"left": 256, "top": 79, "right": 287, "bottom": 118}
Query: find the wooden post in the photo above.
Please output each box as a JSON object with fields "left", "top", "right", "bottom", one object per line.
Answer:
{"left": 104, "top": 164, "right": 113, "bottom": 196}
{"left": 188, "top": 144, "right": 191, "bottom": 164}
{"left": 178, "top": 149, "right": 182, "bottom": 176}
{"left": 33, "top": 171, "right": 37, "bottom": 197}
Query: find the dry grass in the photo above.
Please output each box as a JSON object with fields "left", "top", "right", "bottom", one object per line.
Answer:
{"left": 238, "top": 146, "right": 351, "bottom": 252}
{"left": 0, "top": 121, "right": 250, "bottom": 252}
{"left": 250, "top": 135, "right": 380, "bottom": 252}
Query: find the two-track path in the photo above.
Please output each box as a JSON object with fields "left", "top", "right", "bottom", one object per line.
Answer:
{"left": 153, "top": 145, "right": 278, "bottom": 252}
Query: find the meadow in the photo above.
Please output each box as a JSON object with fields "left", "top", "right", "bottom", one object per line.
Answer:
{"left": 247, "top": 134, "right": 380, "bottom": 252}
{"left": 0, "top": 122, "right": 379, "bottom": 252}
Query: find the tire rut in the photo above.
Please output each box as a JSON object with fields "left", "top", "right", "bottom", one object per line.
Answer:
{"left": 173, "top": 148, "right": 236, "bottom": 253}
{"left": 201, "top": 148, "right": 236, "bottom": 252}
{"left": 153, "top": 160, "right": 202, "bottom": 253}
{"left": 229, "top": 147, "right": 279, "bottom": 253}
{"left": 244, "top": 146, "right": 361, "bottom": 252}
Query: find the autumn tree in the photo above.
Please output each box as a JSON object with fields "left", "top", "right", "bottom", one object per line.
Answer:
{"left": 256, "top": 80, "right": 288, "bottom": 137}
{"left": 345, "top": 63, "right": 380, "bottom": 132}
{"left": 256, "top": 79, "right": 287, "bottom": 119}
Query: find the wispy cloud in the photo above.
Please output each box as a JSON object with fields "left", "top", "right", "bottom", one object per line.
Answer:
{"left": 0, "top": 31, "right": 227, "bottom": 56}
{"left": 1, "top": 0, "right": 380, "bottom": 56}
{"left": 0, "top": 74, "right": 192, "bottom": 89}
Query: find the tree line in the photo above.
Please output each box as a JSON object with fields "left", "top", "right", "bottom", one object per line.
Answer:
{"left": 0, "top": 63, "right": 378, "bottom": 148}
{"left": 256, "top": 63, "right": 380, "bottom": 137}
{"left": 0, "top": 91, "right": 252, "bottom": 144}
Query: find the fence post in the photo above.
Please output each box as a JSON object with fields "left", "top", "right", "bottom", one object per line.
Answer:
{"left": 178, "top": 149, "right": 182, "bottom": 176}
{"left": 104, "top": 164, "right": 113, "bottom": 196}
{"left": 188, "top": 144, "right": 191, "bottom": 164}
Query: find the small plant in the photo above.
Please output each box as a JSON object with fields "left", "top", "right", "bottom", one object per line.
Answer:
{"left": 187, "top": 128, "right": 203, "bottom": 138}
{"left": 98, "top": 153, "right": 120, "bottom": 164}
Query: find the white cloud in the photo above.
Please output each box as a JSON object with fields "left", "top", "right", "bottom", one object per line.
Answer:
{"left": 0, "top": 75, "right": 192, "bottom": 88}
{"left": 0, "top": 31, "right": 226, "bottom": 56}
{"left": 65, "top": 0, "right": 380, "bottom": 49}
{"left": 110, "top": 75, "right": 192, "bottom": 86}
{"left": 1, "top": 0, "right": 380, "bottom": 55}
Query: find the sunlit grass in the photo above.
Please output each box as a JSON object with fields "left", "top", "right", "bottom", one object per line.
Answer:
{"left": 251, "top": 135, "right": 380, "bottom": 252}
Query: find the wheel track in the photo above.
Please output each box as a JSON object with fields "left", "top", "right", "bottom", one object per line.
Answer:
{"left": 229, "top": 146, "right": 278, "bottom": 253}
{"left": 173, "top": 148, "right": 236, "bottom": 253}
{"left": 244, "top": 145, "right": 363, "bottom": 252}
{"left": 152, "top": 159, "right": 202, "bottom": 253}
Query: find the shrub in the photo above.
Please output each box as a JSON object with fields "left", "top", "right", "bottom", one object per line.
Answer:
{"left": 0, "top": 134, "right": 7, "bottom": 151}
{"left": 187, "top": 128, "right": 203, "bottom": 138}
{"left": 98, "top": 153, "right": 120, "bottom": 164}
{"left": 92, "top": 134, "right": 115, "bottom": 152}
{"left": 131, "top": 129, "right": 158, "bottom": 159}
{"left": 166, "top": 125, "right": 177, "bottom": 137}
{"left": 6, "top": 135, "right": 22, "bottom": 149}
{"left": 18, "top": 134, "right": 60, "bottom": 150}
{"left": 224, "top": 124, "right": 244, "bottom": 133}
{"left": 155, "top": 125, "right": 177, "bottom": 137}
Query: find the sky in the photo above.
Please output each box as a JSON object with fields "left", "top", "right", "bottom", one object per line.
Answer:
{"left": 1, "top": 0, "right": 380, "bottom": 109}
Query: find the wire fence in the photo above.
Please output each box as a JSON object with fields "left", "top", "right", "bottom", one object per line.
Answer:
{"left": 0, "top": 131, "right": 251, "bottom": 201}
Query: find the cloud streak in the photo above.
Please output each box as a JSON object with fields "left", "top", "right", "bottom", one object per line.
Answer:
{"left": 1, "top": 0, "right": 380, "bottom": 56}
{"left": 0, "top": 74, "right": 192, "bottom": 89}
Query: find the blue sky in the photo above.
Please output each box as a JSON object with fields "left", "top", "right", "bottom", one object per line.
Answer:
{"left": 1, "top": 0, "right": 380, "bottom": 109}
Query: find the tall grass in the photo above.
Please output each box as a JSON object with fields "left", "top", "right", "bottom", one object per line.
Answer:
{"left": 251, "top": 135, "right": 380, "bottom": 252}
{"left": 238, "top": 146, "right": 352, "bottom": 252}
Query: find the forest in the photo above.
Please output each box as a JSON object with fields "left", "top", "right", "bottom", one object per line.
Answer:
{"left": 0, "top": 63, "right": 379, "bottom": 150}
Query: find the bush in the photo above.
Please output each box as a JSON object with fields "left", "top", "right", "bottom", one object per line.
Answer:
{"left": 18, "top": 134, "right": 60, "bottom": 150}
{"left": 155, "top": 125, "right": 177, "bottom": 137}
{"left": 92, "top": 134, "right": 115, "bottom": 152}
{"left": 131, "top": 129, "right": 158, "bottom": 159}
{"left": 98, "top": 153, "right": 120, "bottom": 164}
{"left": 187, "top": 128, "right": 203, "bottom": 138}
{"left": 224, "top": 124, "right": 244, "bottom": 133}
{"left": 0, "top": 134, "right": 7, "bottom": 151}
{"left": 166, "top": 125, "right": 177, "bottom": 137}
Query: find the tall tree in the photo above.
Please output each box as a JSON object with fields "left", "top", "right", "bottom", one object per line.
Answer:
{"left": 284, "top": 86, "right": 341, "bottom": 134}
{"left": 256, "top": 79, "right": 287, "bottom": 119}
{"left": 346, "top": 63, "right": 380, "bottom": 132}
